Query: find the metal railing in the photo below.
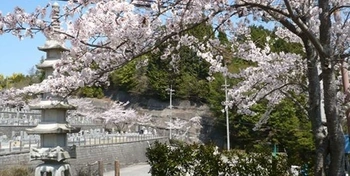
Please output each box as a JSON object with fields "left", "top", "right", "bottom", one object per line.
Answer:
{"left": 0, "top": 139, "right": 40, "bottom": 154}
{"left": 69, "top": 133, "right": 163, "bottom": 146}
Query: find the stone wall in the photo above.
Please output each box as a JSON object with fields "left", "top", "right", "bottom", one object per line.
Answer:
{"left": 0, "top": 137, "right": 168, "bottom": 174}
{"left": 70, "top": 138, "right": 168, "bottom": 174}
{"left": 0, "top": 152, "right": 40, "bottom": 170}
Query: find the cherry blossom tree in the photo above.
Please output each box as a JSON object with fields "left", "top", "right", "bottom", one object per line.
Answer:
{"left": 66, "top": 98, "right": 98, "bottom": 124}
{"left": 166, "top": 116, "right": 202, "bottom": 141}
{"left": 220, "top": 1, "right": 350, "bottom": 175}
{"left": 0, "top": 91, "right": 6, "bottom": 108}
{"left": 0, "top": 89, "right": 28, "bottom": 108}
{"left": 136, "top": 113, "right": 153, "bottom": 126}
{"left": 0, "top": 0, "right": 217, "bottom": 96}
{"left": 1, "top": 0, "right": 350, "bottom": 175}
{"left": 92, "top": 100, "right": 152, "bottom": 132}
{"left": 64, "top": 97, "right": 153, "bottom": 131}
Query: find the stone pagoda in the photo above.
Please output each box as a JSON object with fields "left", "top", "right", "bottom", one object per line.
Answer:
{"left": 26, "top": 2, "right": 80, "bottom": 176}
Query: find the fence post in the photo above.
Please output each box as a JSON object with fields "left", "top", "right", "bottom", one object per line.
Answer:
{"left": 9, "top": 141, "right": 12, "bottom": 152}
{"left": 19, "top": 140, "right": 22, "bottom": 152}
{"left": 98, "top": 160, "right": 104, "bottom": 176}
{"left": 29, "top": 139, "right": 31, "bottom": 149}
{"left": 114, "top": 160, "right": 120, "bottom": 176}
{"left": 89, "top": 163, "right": 93, "bottom": 176}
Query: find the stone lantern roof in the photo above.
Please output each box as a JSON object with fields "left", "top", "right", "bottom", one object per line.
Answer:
{"left": 26, "top": 123, "right": 80, "bottom": 134}
{"left": 29, "top": 100, "right": 76, "bottom": 110}
{"left": 38, "top": 40, "right": 69, "bottom": 52}
{"left": 36, "top": 59, "right": 59, "bottom": 69}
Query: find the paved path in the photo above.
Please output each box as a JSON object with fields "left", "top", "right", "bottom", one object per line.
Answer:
{"left": 104, "top": 163, "right": 151, "bottom": 176}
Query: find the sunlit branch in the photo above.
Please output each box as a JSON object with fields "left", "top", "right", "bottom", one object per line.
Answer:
{"left": 329, "top": 5, "right": 350, "bottom": 17}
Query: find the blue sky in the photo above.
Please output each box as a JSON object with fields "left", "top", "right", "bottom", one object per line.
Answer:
{"left": 0, "top": 1, "right": 62, "bottom": 77}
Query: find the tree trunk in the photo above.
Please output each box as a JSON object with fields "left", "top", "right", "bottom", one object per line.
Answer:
{"left": 318, "top": 0, "right": 345, "bottom": 175}
{"left": 304, "top": 39, "right": 327, "bottom": 176}
{"left": 321, "top": 60, "right": 344, "bottom": 176}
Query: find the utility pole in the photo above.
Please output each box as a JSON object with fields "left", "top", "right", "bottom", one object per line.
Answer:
{"left": 222, "top": 74, "right": 230, "bottom": 150}
{"left": 166, "top": 85, "right": 175, "bottom": 139}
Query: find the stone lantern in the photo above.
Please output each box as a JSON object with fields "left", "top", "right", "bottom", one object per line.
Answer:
{"left": 26, "top": 2, "right": 80, "bottom": 176}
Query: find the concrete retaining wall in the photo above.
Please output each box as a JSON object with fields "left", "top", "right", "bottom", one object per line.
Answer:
{"left": 0, "top": 137, "right": 168, "bottom": 174}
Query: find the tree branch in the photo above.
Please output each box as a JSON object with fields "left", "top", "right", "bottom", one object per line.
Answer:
{"left": 280, "top": 89, "right": 308, "bottom": 116}
{"left": 341, "top": 53, "right": 350, "bottom": 59}
{"left": 283, "top": 0, "right": 326, "bottom": 57}
{"left": 267, "top": 11, "right": 302, "bottom": 36}
{"left": 329, "top": 5, "right": 350, "bottom": 17}
{"left": 240, "top": 0, "right": 290, "bottom": 17}
{"left": 236, "top": 0, "right": 326, "bottom": 57}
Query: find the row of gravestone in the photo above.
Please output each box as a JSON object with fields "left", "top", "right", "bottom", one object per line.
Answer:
{"left": 0, "top": 127, "right": 160, "bottom": 146}
{"left": 66, "top": 116, "right": 94, "bottom": 125}
{"left": 0, "top": 112, "right": 95, "bottom": 126}
{"left": 0, "top": 107, "right": 41, "bottom": 125}
{"left": 0, "top": 107, "right": 40, "bottom": 113}
{"left": 0, "top": 107, "right": 96, "bottom": 125}
{"left": 0, "top": 131, "right": 40, "bottom": 143}
{"left": 68, "top": 126, "right": 157, "bottom": 138}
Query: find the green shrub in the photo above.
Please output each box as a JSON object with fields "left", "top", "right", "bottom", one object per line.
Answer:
{"left": 0, "top": 166, "right": 33, "bottom": 176}
{"left": 223, "top": 148, "right": 290, "bottom": 176}
{"left": 146, "top": 141, "right": 291, "bottom": 176}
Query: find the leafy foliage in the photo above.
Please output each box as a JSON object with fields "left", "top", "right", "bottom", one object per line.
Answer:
{"left": 109, "top": 23, "right": 213, "bottom": 101}
{"left": 146, "top": 141, "right": 291, "bottom": 176}
{"left": 76, "top": 86, "right": 104, "bottom": 98}
{"left": 0, "top": 73, "right": 37, "bottom": 89}
{"left": 109, "top": 59, "right": 144, "bottom": 93}
{"left": 250, "top": 26, "right": 304, "bottom": 56}
{"left": 0, "top": 166, "right": 33, "bottom": 176}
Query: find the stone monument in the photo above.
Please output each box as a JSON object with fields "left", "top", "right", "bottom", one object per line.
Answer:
{"left": 26, "top": 2, "right": 80, "bottom": 176}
